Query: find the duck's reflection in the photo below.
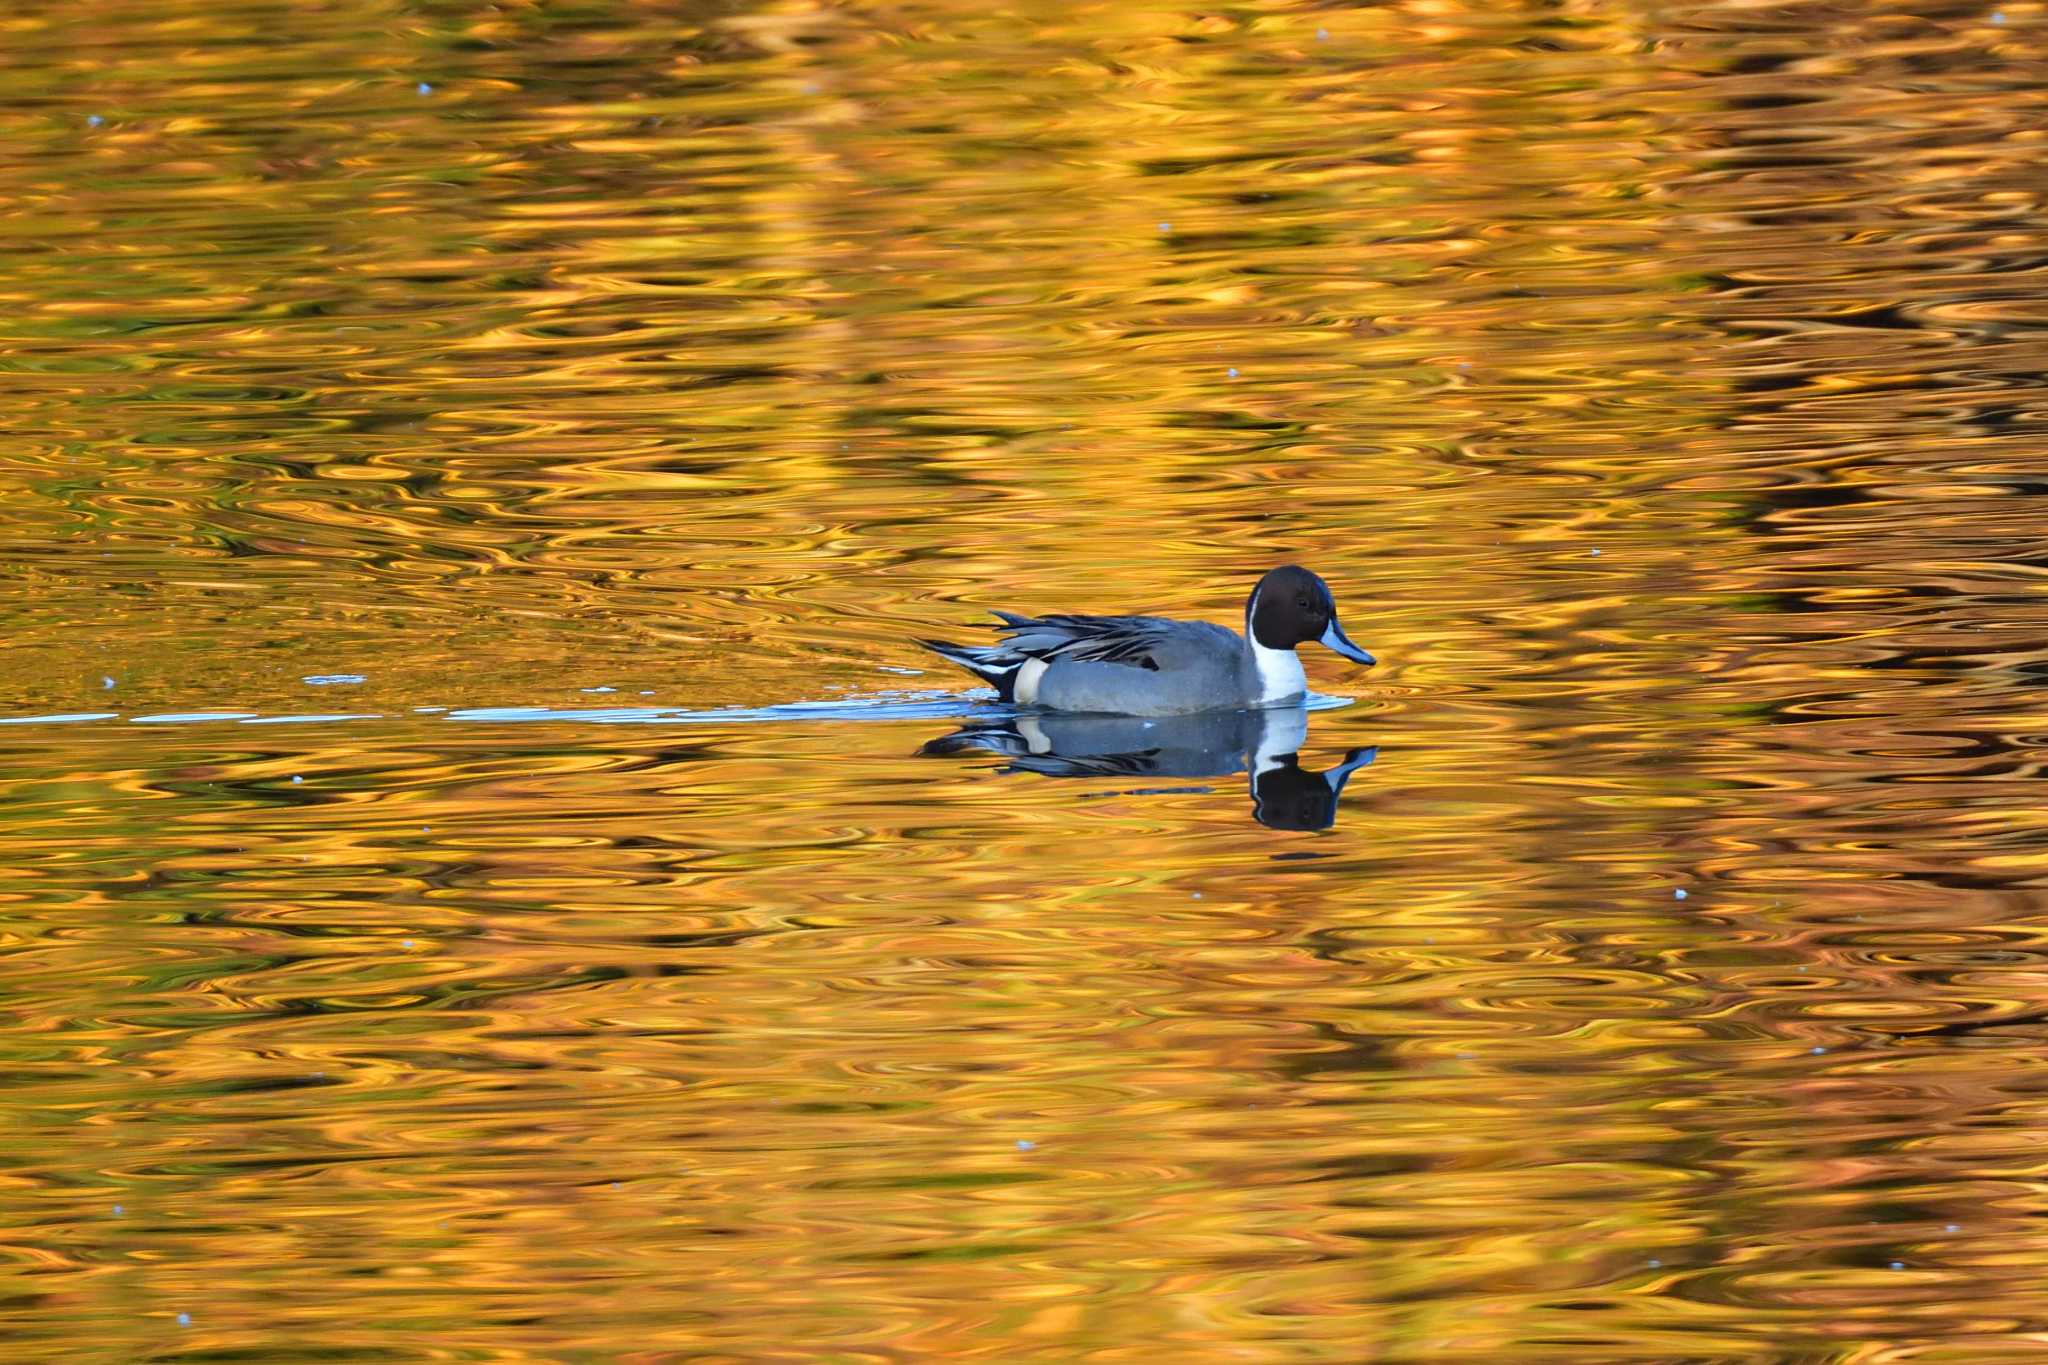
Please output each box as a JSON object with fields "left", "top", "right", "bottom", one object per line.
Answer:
{"left": 920, "top": 706, "right": 1375, "bottom": 831}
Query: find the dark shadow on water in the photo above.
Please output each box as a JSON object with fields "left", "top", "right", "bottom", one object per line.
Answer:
{"left": 919, "top": 706, "right": 1376, "bottom": 832}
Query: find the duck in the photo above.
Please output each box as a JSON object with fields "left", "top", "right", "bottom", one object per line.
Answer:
{"left": 916, "top": 565, "right": 1376, "bottom": 716}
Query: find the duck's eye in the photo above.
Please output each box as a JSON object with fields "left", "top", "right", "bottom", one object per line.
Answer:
{"left": 1295, "top": 595, "right": 1310, "bottom": 610}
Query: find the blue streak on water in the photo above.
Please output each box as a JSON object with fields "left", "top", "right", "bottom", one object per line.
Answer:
{"left": 443, "top": 693, "right": 996, "bottom": 725}
{"left": 442, "top": 689, "right": 1356, "bottom": 725}
{"left": 0, "top": 690, "right": 1356, "bottom": 729}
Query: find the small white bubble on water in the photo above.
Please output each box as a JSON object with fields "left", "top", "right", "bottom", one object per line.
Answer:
{"left": 290, "top": 775, "right": 302, "bottom": 784}
{"left": 1016, "top": 1139, "right": 1035, "bottom": 1151}
{"left": 1157, "top": 221, "right": 1170, "bottom": 232}
{"left": 113, "top": 1204, "right": 123, "bottom": 1216}
{"left": 1890, "top": 1260, "right": 1905, "bottom": 1270}
{"left": 1647, "top": 1258, "right": 1661, "bottom": 1268}
{"left": 1316, "top": 27, "right": 1329, "bottom": 40}
{"left": 102, "top": 675, "right": 115, "bottom": 688}
{"left": 582, "top": 686, "right": 616, "bottom": 694}
{"left": 402, "top": 940, "right": 415, "bottom": 949}
{"left": 417, "top": 82, "right": 433, "bottom": 95}
{"left": 1674, "top": 888, "right": 1687, "bottom": 900}
{"left": 1226, "top": 367, "right": 1239, "bottom": 378}
{"left": 1589, "top": 548, "right": 1600, "bottom": 556}
{"left": 1946, "top": 1223, "right": 1960, "bottom": 1232}
{"left": 87, "top": 114, "right": 104, "bottom": 127}
{"left": 1811, "top": 1046, "right": 1827, "bottom": 1054}
{"left": 176, "top": 1312, "right": 191, "bottom": 1327}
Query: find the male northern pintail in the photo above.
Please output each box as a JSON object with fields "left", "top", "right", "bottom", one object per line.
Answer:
{"left": 917, "top": 565, "right": 1376, "bottom": 716}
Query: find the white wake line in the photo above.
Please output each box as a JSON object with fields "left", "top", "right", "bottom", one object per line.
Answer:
{"left": 0, "top": 690, "right": 1357, "bottom": 728}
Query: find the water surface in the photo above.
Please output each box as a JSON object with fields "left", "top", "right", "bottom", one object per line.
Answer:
{"left": 6, "top": 0, "right": 2048, "bottom": 1358}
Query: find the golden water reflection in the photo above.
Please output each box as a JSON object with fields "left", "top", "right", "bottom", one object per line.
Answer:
{"left": 6, "top": 0, "right": 2048, "bottom": 1358}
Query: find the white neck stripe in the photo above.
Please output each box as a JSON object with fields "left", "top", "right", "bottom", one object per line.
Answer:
{"left": 1246, "top": 584, "right": 1305, "bottom": 703}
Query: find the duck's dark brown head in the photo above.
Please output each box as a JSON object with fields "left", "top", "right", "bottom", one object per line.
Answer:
{"left": 1246, "top": 565, "right": 1375, "bottom": 664}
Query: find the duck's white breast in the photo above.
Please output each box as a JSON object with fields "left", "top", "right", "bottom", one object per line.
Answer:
{"left": 1249, "top": 639, "right": 1306, "bottom": 704}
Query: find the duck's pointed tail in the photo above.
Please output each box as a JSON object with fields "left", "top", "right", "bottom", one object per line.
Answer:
{"left": 916, "top": 638, "right": 1022, "bottom": 701}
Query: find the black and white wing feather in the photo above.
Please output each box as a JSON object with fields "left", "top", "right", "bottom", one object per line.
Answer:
{"left": 917, "top": 612, "right": 1204, "bottom": 699}
{"left": 982, "top": 612, "right": 1183, "bottom": 668}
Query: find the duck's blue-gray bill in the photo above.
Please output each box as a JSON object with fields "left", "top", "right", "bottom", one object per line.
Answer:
{"left": 1319, "top": 618, "right": 1376, "bottom": 666}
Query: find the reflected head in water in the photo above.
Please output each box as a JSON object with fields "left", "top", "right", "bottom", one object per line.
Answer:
{"left": 916, "top": 565, "right": 1376, "bottom": 716}
{"left": 1249, "top": 748, "right": 1378, "bottom": 831}
{"left": 920, "top": 705, "right": 1376, "bottom": 831}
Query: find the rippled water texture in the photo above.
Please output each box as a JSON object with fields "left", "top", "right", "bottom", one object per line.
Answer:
{"left": 7, "top": 1, "right": 2048, "bottom": 1358}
